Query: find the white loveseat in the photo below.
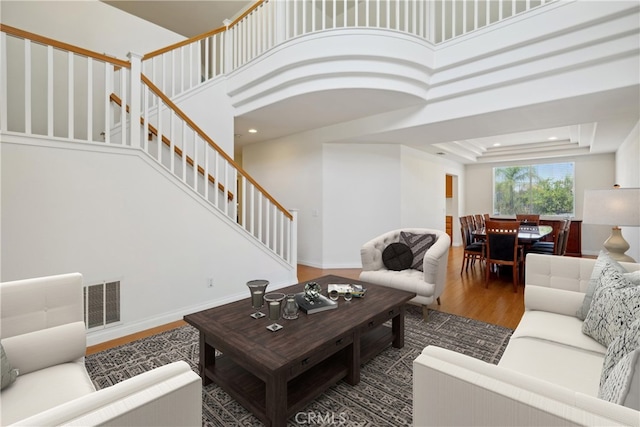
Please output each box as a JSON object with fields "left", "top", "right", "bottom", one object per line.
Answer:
{"left": 0, "top": 272, "right": 202, "bottom": 426}
{"left": 413, "top": 253, "right": 640, "bottom": 426}
{"left": 359, "top": 228, "right": 450, "bottom": 308}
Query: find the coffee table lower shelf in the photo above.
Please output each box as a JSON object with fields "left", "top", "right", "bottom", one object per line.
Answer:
{"left": 202, "top": 325, "right": 394, "bottom": 425}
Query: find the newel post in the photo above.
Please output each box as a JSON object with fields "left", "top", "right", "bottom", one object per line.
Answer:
{"left": 127, "top": 51, "right": 143, "bottom": 148}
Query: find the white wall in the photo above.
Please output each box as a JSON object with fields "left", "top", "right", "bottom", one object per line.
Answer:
{"left": 243, "top": 139, "right": 464, "bottom": 268}
{"left": 615, "top": 120, "right": 640, "bottom": 261}
{"left": 1, "top": 136, "right": 296, "bottom": 345}
{"left": 322, "top": 143, "right": 401, "bottom": 268}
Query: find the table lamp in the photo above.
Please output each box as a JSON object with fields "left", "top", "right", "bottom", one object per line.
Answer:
{"left": 582, "top": 187, "right": 639, "bottom": 262}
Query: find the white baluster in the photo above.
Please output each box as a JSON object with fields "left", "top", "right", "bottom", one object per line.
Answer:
{"left": 204, "top": 145, "right": 210, "bottom": 201}
{"left": 68, "top": 52, "right": 74, "bottom": 139}
{"left": 223, "top": 160, "right": 229, "bottom": 216}
{"left": 241, "top": 175, "right": 247, "bottom": 228}
{"left": 104, "top": 62, "right": 112, "bottom": 144}
{"left": 128, "top": 52, "right": 142, "bottom": 148}
{"left": 169, "top": 111, "right": 175, "bottom": 173}
{"left": 231, "top": 168, "right": 238, "bottom": 222}
{"left": 143, "top": 84, "right": 149, "bottom": 151}
{"left": 0, "top": 32, "right": 6, "bottom": 132}
{"left": 193, "top": 131, "right": 198, "bottom": 192}
{"left": 181, "top": 122, "right": 187, "bottom": 181}
{"left": 258, "top": 193, "right": 263, "bottom": 241}
{"left": 120, "top": 68, "right": 127, "bottom": 146}
{"left": 47, "top": 46, "right": 53, "bottom": 137}
{"left": 213, "top": 150, "right": 219, "bottom": 207}
{"left": 156, "top": 97, "right": 162, "bottom": 163}
{"left": 87, "top": 58, "right": 93, "bottom": 141}
{"left": 24, "top": 40, "right": 31, "bottom": 134}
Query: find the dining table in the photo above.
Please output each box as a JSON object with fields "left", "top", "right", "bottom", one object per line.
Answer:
{"left": 472, "top": 224, "right": 553, "bottom": 243}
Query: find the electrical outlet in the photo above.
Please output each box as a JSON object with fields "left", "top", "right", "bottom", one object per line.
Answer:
{"left": 207, "top": 278, "right": 214, "bottom": 288}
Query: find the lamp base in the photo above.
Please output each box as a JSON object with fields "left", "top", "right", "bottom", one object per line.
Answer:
{"left": 603, "top": 227, "right": 636, "bottom": 263}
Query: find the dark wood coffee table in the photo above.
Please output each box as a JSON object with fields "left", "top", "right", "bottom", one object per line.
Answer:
{"left": 183, "top": 275, "right": 415, "bottom": 427}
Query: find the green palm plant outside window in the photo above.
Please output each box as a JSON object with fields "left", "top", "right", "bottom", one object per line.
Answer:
{"left": 493, "top": 163, "right": 574, "bottom": 216}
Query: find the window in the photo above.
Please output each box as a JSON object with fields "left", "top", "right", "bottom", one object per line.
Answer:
{"left": 493, "top": 162, "right": 574, "bottom": 216}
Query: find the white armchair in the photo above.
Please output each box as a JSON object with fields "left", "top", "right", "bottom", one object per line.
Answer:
{"left": 359, "top": 228, "right": 450, "bottom": 313}
{"left": 0, "top": 273, "right": 202, "bottom": 426}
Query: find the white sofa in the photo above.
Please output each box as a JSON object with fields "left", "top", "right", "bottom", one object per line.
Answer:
{"left": 413, "top": 253, "right": 640, "bottom": 427}
{"left": 359, "top": 228, "right": 450, "bottom": 307}
{"left": 0, "top": 272, "right": 202, "bottom": 426}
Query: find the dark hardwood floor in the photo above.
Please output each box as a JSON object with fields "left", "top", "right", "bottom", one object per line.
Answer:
{"left": 87, "top": 245, "right": 524, "bottom": 355}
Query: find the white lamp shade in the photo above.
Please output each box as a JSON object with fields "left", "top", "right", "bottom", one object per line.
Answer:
{"left": 583, "top": 188, "right": 640, "bottom": 226}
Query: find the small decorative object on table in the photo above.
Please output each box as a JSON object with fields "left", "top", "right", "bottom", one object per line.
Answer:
{"left": 295, "top": 281, "right": 338, "bottom": 314}
{"left": 304, "top": 281, "right": 322, "bottom": 301}
{"left": 282, "top": 293, "right": 299, "bottom": 320}
{"left": 246, "top": 279, "right": 269, "bottom": 319}
{"left": 327, "top": 283, "right": 367, "bottom": 298}
{"left": 263, "top": 292, "right": 285, "bottom": 331}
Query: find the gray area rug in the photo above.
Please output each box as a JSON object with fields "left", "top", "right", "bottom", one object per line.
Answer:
{"left": 86, "top": 306, "right": 512, "bottom": 426}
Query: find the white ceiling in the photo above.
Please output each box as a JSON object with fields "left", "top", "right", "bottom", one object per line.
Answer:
{"left": 101, "top": 1, "right": 639, "bottom": 164}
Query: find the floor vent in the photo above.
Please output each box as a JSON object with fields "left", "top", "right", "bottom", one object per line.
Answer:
{"left": 84, "top": 280, "right": 121, "bottom": 329}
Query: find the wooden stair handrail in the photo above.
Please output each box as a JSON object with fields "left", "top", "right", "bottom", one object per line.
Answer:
{"left": 142, "top": 0, "right": 266, "bottom": 61}
{"left": 109, "top": 93, "right": 234, "bottom": 202}
{"left": 0, "top": 24, "right": 130, "bottom": 69}
{"left": 140, "top": 74, "right": 293, "bottom": 220}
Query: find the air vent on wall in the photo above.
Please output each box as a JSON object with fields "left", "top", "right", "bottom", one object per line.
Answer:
{"left": 84, "top": 280, "right": 121, "bottom": 329}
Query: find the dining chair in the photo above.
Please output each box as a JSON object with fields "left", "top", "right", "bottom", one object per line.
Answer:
{"left": 516, "top": 214, "right": 540, "bottom": 225}
{"left": 460, "top": 216, "right": 485, "bottom": 274}
{"left": 527, "top": 219, "right": 565, "bottom": 255}
{"left": 484, "top": 220, "right": 524, "bottom": 292}
{"left": 558, "top": 219, "right": 572, "bottom": 256}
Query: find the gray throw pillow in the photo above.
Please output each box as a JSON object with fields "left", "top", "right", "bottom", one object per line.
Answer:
{"left": 577, "top": 251, "right": 628, "bottom": 320}
{"left": 399, "top": 232, "right": 437, "bottom": 272}
{"left": 1, "top": 342, "right": 19, "bottom": 390}
{"left": 582, "top": 263, "right": 640, "bottom": 347}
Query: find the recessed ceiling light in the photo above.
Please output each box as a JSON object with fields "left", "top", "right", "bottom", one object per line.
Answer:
{"left": 493, "top": 143, "right": 501, "bottom": 147}
{"left": 248, "top": 128, "right": 258, "bottom": 134}
{"left": 548, "top": 136, "right": 558, "bottom": 140}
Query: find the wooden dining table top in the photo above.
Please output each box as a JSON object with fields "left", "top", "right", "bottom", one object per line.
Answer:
{"left": 472, "top": 224, "right": 553, "bottom": 242}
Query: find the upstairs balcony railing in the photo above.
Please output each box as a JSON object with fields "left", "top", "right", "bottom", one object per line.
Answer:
{"left": 143, "top": 0, "right": 557, "bottom": 99}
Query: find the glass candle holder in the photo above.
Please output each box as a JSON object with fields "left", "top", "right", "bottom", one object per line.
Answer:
{"left": 247, "top": 279, "right": 269, "bottom": 319}
{"left": 263, "top": 292, "right": 285, "bottom": 331}
{"left": 282, "top": 293, "right": 299, "bottom": 320}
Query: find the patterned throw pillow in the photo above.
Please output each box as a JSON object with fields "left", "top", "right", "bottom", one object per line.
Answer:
{"left": 600, "top": 319, "right": 640, "bottom": 389}
{"left": 577, "top": 251, "right": 628, "bottom": 320}
{"left": 382, "top": 242, "right": 413, "bottom": 271}
{"left": 399, "top": 232, "right": 437, "bottom": 272}
{"left": 582, "top": 263, "right": 640, "bottom": 347}
{"left": 1, "top": 343, "right": 19, "bottom": 390}
{"left": 599, "top": 349, "right": 640, "bottom": 410}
